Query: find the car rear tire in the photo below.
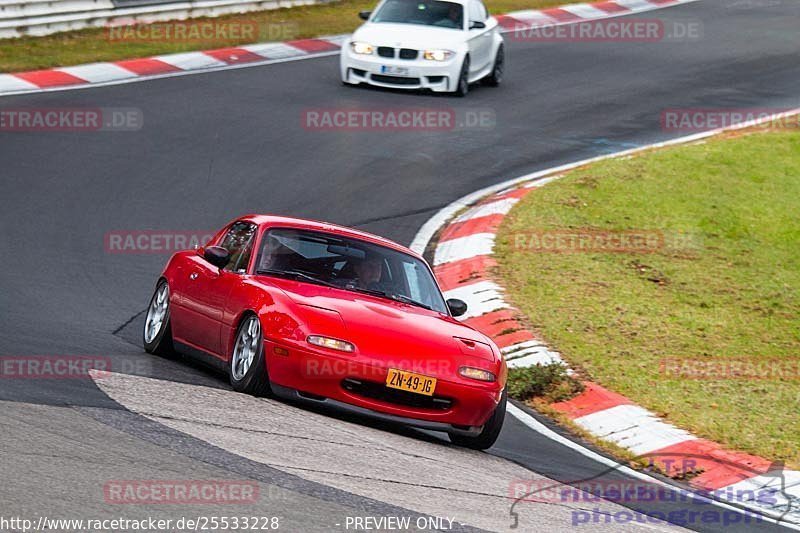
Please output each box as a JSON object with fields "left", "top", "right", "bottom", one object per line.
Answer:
{"left": 484, "top": 45, "right": 504, "bottom": 87}
{"left": 449, "top": 389, "right": 506, "bottom": 450}
{"left": 230, "top": 314, "right": 273, "bottom": 397}
{"left": 143, "top": 280, "right": 175, "bottom": 357}
{"left": 453, "top": 56, "right": 470, "bottom": 97}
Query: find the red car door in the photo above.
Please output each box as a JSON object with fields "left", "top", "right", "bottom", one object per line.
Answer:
{"left": 176, "top": 221, "right": 257, "bottom": 357}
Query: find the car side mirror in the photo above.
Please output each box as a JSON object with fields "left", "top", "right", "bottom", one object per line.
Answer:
{"left": 447, "top": 298, "right": 468, "bottom": 317}
{"left": 470, "top": 20, "right": 486, "bottom": 29}
{"left": 359, "top": 10, "right": 371, "bottom": 20}
{"left": 203, "top": 246, "right": 230, "bottom": 269}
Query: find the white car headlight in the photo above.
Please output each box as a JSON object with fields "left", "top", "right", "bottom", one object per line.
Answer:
{"left": 308, "top": 335, "right": 355, "bottom": 353}
{"left": 423, "top": 49, "right": 455, "bottom": 61}
{"left": 458, "top": 366, "right": 496, "bottom": 382}
{"left": 350, "top": 41, "right": 374, "bottom": 55}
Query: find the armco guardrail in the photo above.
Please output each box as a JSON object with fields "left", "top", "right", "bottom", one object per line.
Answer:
{"left": 0, "top": 0, "right": 334, "bottom": 39}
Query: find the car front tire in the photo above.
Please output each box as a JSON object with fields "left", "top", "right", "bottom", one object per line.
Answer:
{"left": 143, "top": 280, "right": 175, "bottom": 357}
{"left": 484, "top": 44, "right": 504, "bottom": 87}
{"left": 453, "top": 56, "right": 470, "bottom": 97}
{"left": 449, "top": 389, "right": 506, "bottom": 450}
{"left": 229, "top": 314, "right": 273, "bottom": 397}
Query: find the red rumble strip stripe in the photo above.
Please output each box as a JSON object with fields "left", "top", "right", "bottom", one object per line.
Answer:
{"left": 439, "top": 214, "right": 505, "bottom": 242}
{"left": 494, "top": 15, "right": 528, "bottom": 30}
{"left": 647, "top": 439, "right": 775, "bottom": 489}
{"left": 13, "top": 69, "right": 86, "bottom": 88}
{"left": 593, "top": 1, "right": 631, "bottom": 13}
{"left": 463, "top": 309, "right": 525, "bottom": 339}
{"left": 492, "top": 329, "right": 536, "bottom": 349}
{"left": 287, "top": 39, "right": 340, "bottom": 53}
{"left": 550, "top": 382, "right": 632, "bottom": 418}
{"left": 434, "top": 257, "right": 497, "bottom": 292}
{"left": 648, "top": 0, "right": 678, "bottom": 5}
{"left": 204, "top": 48, "right": 265, "bottom": 65}
{"left": 115, "top": 58, "right": 181, "bottom": 76}
{"left": 540, "top": 8, "right": 582, "bottom": 22}
{"left": 491, "top": 187, "right": 534, "bottom": 202}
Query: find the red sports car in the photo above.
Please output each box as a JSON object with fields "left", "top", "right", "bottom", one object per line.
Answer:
{"left": 143, "top": 215, "right": 507, "bottom": 449}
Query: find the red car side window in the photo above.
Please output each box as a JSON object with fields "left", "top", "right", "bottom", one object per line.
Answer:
{"left": 219, "top": 221, "right": 257, "bottom": 273}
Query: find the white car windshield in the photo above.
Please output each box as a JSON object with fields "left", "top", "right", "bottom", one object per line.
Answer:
{"left": 372, "top": 0, "right": 464, "bottom": 29}
{"left": 256, "top": 228, "right": 449, "bottom": 314}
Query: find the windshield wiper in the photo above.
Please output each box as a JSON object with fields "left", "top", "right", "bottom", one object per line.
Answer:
{"left": 389, "top": 293, "right": 433, "bottom": 310}
{"left": 346, "top": 286, "right": 388, "bottom": 298}
{"left": 348, "top": 287, "right": 432, "bottom": 310}
{"left": 257, "top": 269, "right": 338, "bottom": 288}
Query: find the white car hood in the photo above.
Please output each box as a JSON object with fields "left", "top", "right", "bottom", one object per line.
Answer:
{"left": 351, "top": 22, "right": 465, "bottom": 50}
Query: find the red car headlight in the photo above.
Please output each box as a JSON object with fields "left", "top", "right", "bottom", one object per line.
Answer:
{"left": 459, "top": 366, "right": 496, "bottom": 382}
{"left": 307, "top": 335, "right": 355, "bottom": 353}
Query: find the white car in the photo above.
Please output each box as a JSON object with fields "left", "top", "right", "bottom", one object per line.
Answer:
{"left": 340, "top": 0, "right": 504, "bottom": 96}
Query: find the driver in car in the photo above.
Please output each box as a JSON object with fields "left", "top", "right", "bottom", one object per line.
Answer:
{"left": 434, "top": 3, "right": 462, "bottom": 28}
{"left": 353, "top": 254, "right": 385, "bottom": 290}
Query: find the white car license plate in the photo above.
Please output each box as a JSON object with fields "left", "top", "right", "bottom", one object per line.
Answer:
{"left": 381, "top": 65, "right": 410, "bottom": 76}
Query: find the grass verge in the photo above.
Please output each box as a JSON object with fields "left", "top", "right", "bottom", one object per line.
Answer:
{"left": 507, "top": 363, "right": 584, "bottom": 403}
{"left": 1, "top": 0, "right": 575, "bottom": 72}
{"left": 495, "top": 126, "right": 800, "bottom": 468}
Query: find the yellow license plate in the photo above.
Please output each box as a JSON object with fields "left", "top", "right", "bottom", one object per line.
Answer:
{"left": 386, "top": 369, "right": 437, "bottom": 396}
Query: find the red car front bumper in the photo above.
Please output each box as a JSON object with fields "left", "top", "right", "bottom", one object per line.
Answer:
{"left": 265, "top": 339, "right": 504, "bottom": 431}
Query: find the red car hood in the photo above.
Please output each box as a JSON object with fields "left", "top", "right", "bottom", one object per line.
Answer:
{"left": 262, "top": 277, "right": 497, "bottom": 367}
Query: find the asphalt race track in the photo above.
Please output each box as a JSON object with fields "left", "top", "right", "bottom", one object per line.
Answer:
{"left": 1, "top": 0, "right": 799, "bottom": 531}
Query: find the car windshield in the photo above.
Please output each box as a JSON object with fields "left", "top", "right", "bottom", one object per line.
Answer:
{"left": 255, "top": 227, "right": 449, "bottom": 314}
{"left": 372, "top": 0, "right": 464, "bottom": 29}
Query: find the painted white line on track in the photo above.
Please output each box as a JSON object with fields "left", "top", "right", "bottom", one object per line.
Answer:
{"left": 502, "top": 340, "right": 546, "bottom": 354}
{"left": 560, "top": 2, "right": 613, "bottom": 18}
{"left": 434, "top": 233, "right": 496, "bottom": 265}
{"left": 505, "top": 10, "right": 559, "bottom": 25}
{"left": 0, "top": 73, "right": 39, "bottom": 92}
{"left": 573, "top": 405, "right": 697, "bottom": 455}
{"left": 441, "top": 280, "right": 508, "bottom": 320}
{"left": 506, "top": 349, "right": 563, "bottom": 368}
{"left": 242, "top": 42, "right": 309, "bottom": 59}
{"left": 615, "top": 0, "right": 658, "bottom": 10}
{"left": 58, "top": 62, "right": 137, "bottom": 83}
{"left": 154, "top": 52, "right": 228, "bottom": 70}
{"left": 453, "top": 197, "right": 519, "bottom": 223}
